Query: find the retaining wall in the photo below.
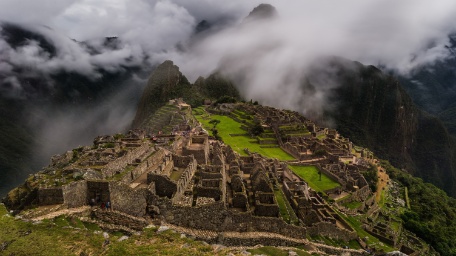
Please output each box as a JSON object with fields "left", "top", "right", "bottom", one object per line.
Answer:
{"left": 63, "top": 181, "right": 87, "bottom": 208}
{"left": 109, "top": 182, "right": 148, "bottom": 217}
{"left": 37, "top": 188, "right": 64, "bottom": 205}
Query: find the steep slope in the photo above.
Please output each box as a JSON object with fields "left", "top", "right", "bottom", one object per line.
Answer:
{"left": 320, "top": 58, "right": 456, "bottom": 196}
{"left": 398, "top": 35, "right": 456, "bottom": 135}
{"left": 132, "top": 60, "right": 192, "bottom": 128}
{"left": 132, "top": 60, "right": 240, "bottom": 129}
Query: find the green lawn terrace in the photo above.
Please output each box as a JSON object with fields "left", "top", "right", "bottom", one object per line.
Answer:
{"left": 279, "top": 124, "right": 312, "bottom": 140}
{"left": 192, "top": 106, "right": 294, "bottom": 161}
{"left": 288, "top": 165, "right": 341, "bottom": 193}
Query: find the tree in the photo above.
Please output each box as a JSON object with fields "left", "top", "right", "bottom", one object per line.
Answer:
{"left": 211, "top": 128, "right": 222, "bottom": 140}
{"left": 215, "top": 96, "right": 237, "bottom": 105}
{"left": 209, "top": 119, "right": 220, "bottom": 129}
{"left": 249, "top": 122, "right": 264, "bottom": 137}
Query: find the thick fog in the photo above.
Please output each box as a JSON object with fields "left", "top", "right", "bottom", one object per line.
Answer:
{"left": 1, "top": 0, "right": 456, "bottom": 182}
{"left": 3, "top": 0, "right": 456, "bottom": 112}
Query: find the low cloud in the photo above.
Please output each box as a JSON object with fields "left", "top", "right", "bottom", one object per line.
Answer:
{"left": 167, "top": 0, "right": 456, "bottom": 121}
{"left": 1, "top": 0, "right": 456, "bottom": 178}
{"left": 27, "top": 77, "right": 143, "bottom": 167}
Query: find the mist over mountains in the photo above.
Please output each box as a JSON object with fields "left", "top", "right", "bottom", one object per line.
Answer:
{"left": 3, "top": 1, "right": 456, "bottom": 198}
{"left": 0, "top": 22, "right": 151, "bottom": 195}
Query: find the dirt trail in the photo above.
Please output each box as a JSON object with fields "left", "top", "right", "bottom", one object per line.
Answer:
{"left": 375, "top": 165, "right": 389, "bottom": 202}
{"left": 20, "top": 205, "right": 91, "bottom": 221}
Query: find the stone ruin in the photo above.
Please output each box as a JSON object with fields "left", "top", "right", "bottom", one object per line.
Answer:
{"left": 4, "top": 100, "right": 427, "bottom": 255}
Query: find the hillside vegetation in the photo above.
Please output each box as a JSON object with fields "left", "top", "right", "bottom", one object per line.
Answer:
{"left": 319, "top": 58, "right": 456, "bottom": 197}
{"left": 0, "top": 204, "right": 234, "bottom": 256}
{"left": 382, "top": 161, "right": 456, "bottom": 256}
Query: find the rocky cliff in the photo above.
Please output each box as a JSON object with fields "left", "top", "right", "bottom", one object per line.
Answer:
{"left": 320, "top": 58, "right": 456, "bottom": 196}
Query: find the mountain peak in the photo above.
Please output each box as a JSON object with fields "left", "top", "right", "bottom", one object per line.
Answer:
{"left": 245, "top": 4, "right": 278, "bottom": 21}
{"left": 132, "top": 60, "right": 186, "bottom": 128}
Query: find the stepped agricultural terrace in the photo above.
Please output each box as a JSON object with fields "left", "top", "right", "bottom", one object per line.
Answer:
{"left": 3, "top": 100, "right": 429, "bottom": 255}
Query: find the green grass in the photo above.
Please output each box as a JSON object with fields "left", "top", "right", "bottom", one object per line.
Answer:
{"left": 0, "top": 204, "right": 223, "bottom": 256}
{"left": 286, "top": 132, "right": 312, "bottom": 136}
{"left": 170, "top": 169, "right": 184, "bottom": 181}
{"left": 193, "top": 108, "right": 294, "bottom": 161}
{"left": 404, "top": 187, "right": 410, "bottom": 209}
{"left": 317, "top": 134, "right": 326, "bottom": 140}
{"left": 311, "top": 235, "right": 361, "bottom": 250}
{"left": 111, "top": 165, "right": 135, "bottom": 181}
{"left": 247, "top": 246, "right": 311, "bottom": 256}
{"left": 343, "top": 201, "right": 362, "bottom": 210}
{"left": 274, "top": 188, "right": 299, "bottom": 224}
{"left": 289, "top": 165, "right": 340, "bottom": 192}
{"left": 54, "top": 215, "right": 70, "bottom": 227}
{"left": 333, "top": 209, "right": 394, "bottom": 252}
{"left": 379, "top": 188, "right": 387, "bottom": 208}
{"left": 82, "top": 221, "right": 102, "bottom": 231}
{"left": 348, "top": 239, "right": 363, "bottom": 249}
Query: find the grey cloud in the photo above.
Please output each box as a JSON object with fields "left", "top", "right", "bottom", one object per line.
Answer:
{"left": 2, "top": 0, "right": 456, "bottom": 163}
{"left": 164, "top": 0, "right": 456, "bottom": 122}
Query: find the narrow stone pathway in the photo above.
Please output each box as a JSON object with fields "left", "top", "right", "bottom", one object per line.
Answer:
{"left": 25, "top": 205, "right": 91, "bottom": 221}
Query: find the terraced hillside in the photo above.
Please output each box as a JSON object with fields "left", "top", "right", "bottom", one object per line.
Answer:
{"left": 141, "top": 104, "right": 196, "bottom": 134}
{"left": 193, "top": 106, "right": 294, "bottom": 160}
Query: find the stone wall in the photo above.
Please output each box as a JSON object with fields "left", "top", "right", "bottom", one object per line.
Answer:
{"left": 196, "top": 183, "right": 223, "bottom": 201}
{"left": 121, "top": 148, "right": 165, "bottom": 184}
{"left": 254, "top": 202, "right": 279, "bottom": 217}
{"left": 173, "top": 154, "right": 194, "bottom": 168}
{"left": 173, "top": 157, "right": 197, "bottom": 203}
{"left": 161, "top": 159, "right": 174, "bottom": 176}
{"left": 87, "top": 181, "right": 110, "bottom": 203}
{"left": 365, "top": 228, "right": 395, "bottom": 246}
{"left": 156, "top": 198, "right": 309, "bottom": 240}
{"left": 254, "top": 192, "right": 279, "bottom": 217}
{"left": 102, "top": 143, "right": 151, "bottom": 178}
{"left": 200, "top": 171, "right": 223, "bottom": 180}
{"left": 91, "top": 208, "right": 148, "bottom": 230}
{"left": 307, "top": 222, "right": 357, "bottom": 242}
{"left": 182, "top": 136, "right": 208, "bottom": 164}
{"left": 37, "top": 188, "right": 64, "bottom": 205}
{"left": 217, "top": 234, "right": 304, "bottom": 247}
{"left": 109, "top": 182, "right": 148, "bottom": 217}
{"left": 63, "top": 181, "right": 87, "bottom": 208}
{"left": 282, "top": 143, "right": 304, "bottom": 160}
{"left": 147, "top": 174, "right": 176, "bottom": 198}
{"left": 232, "top": 192, "right": 248, "bottom": 209}
{"left": 351, "top": 185, "right": 371, "bottom": 201}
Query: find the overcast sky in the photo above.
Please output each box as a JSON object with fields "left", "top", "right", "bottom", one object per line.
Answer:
{"left": 2, "top": 0, "right": 456, "bottom": 76}
{"left": 2, "top": 0, "right": 456, "bottom": 114}
{"left": 2, "top": 0, "right": 456, "bottom": 181}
